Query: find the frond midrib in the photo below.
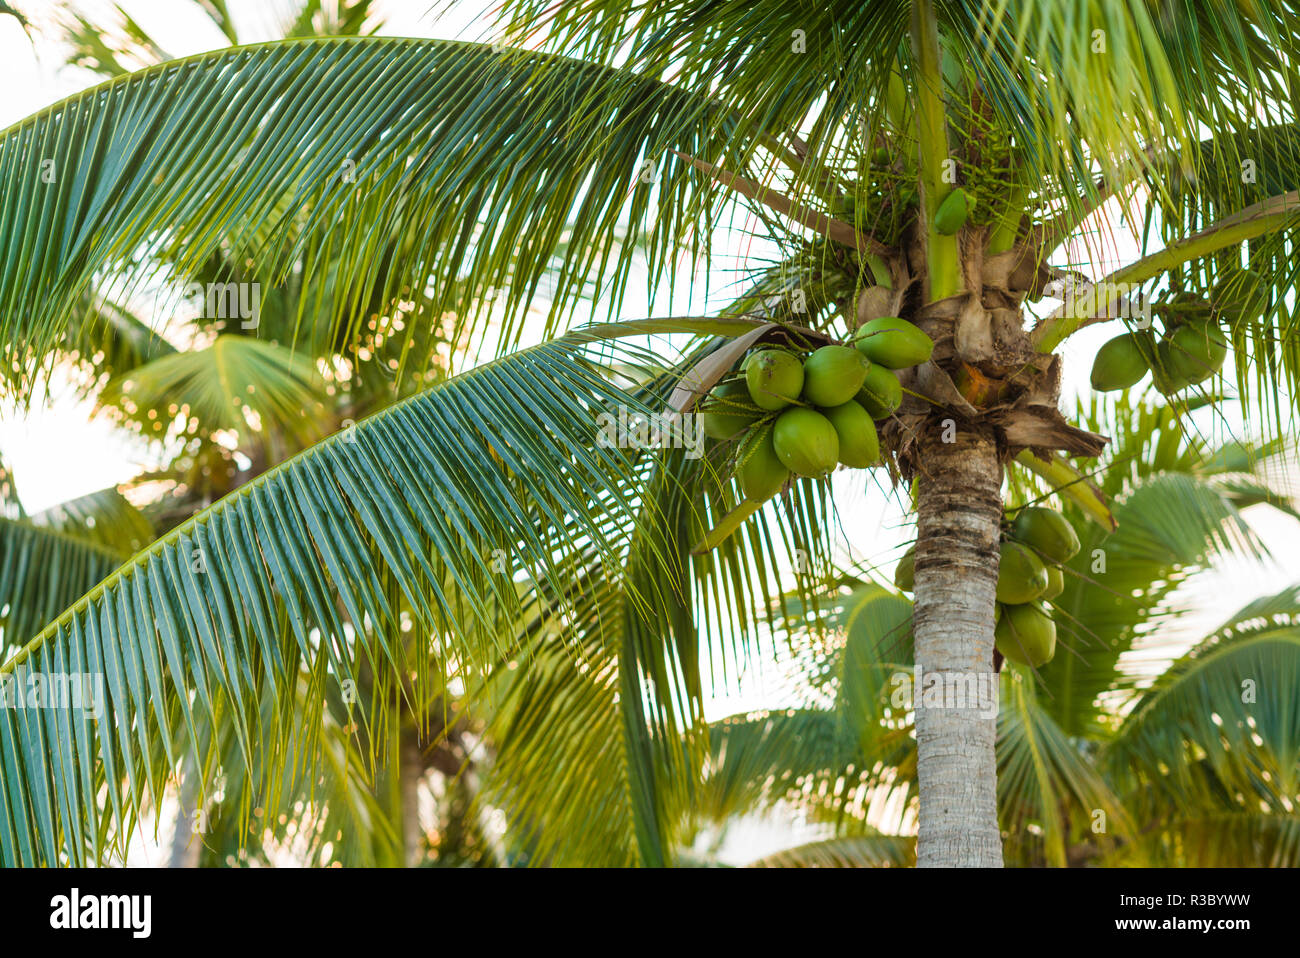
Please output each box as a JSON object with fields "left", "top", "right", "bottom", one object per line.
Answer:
{"left": 0, "top": 334, "right": 603, "bottom": 675}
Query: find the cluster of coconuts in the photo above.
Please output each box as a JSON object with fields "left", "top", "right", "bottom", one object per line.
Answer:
{"left": 699, "top": 318, "right": 935, "bottom": 501}
{"left": 1089, "top": 268, "right": 1267, "bottom": 395}
{"left": 893, "top": 505, "right": 1080, "bottom": 669}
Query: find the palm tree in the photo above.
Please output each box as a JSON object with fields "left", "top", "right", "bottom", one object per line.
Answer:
{"left": 691, "top": 396, "right": 1300, "bottom": 866}
{"left": 1, "top": 0, "right": 1298, "bottom": 867}
{"left": 0, "top": 0, "right": 478, "bottom": 867}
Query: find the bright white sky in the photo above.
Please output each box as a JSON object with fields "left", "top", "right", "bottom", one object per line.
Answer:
{"left": 2, "top": 2, "right": 1298, "bottom": 782}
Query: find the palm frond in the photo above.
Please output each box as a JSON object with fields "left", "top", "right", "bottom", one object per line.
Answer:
{"left": 696, "top": 708, "right": 861, "bottom": 827}
{"left": 1123, "top": 811, "right": 1300, "bottom": 868}
{"left": 958, "top": 0, "right": 1296, "bottom": 247}
{"left": 0, "top": 36, "right": 769, "bottom": 396}
{"left": 0, "top": 488, "right": 151, "bottom": 651}
{"left": 997, "top": 674, "right": 1132, "bottom": 867}
{"left": 498, "top": 0, "right": 912, "bottom": 205}
{"left": 26, "top": 487, "right": 155, "bottom": 555}
{"left": 1105, "top": 586, "right": 1300, "bottom": 815}
{"left": 0, "top": 518, "right": 125, "bottom": 652}
{"left": 0, "top": 324, "right": 686, "bottom": 866}
{"left": 478, "top": 377, "right": 843, "bottom": 865}
{"left": 1033, "top": 396, "right": 1290, "bottom": 737}
{"left": 747, "top": 832, "right": 914, "bottom": 868}
{"left": 98, "top": 335, "right": 327, "bottom": 448}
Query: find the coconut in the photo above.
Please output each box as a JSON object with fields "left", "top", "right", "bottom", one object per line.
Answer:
{"left": 1211, "top": 267, "right": 1267, "bottom": 326}
{"left": 856, "top": 364, "right": 904, "bottom": 418}
{"left": 772, "top": 407, "right": 839, "bottom": 478}
{"left": 894, "top": 545, "right": 915, "bottom": 592}
{"left": 1090, "top": 332, "right": 1152, "bottom": 392}
{"left": 1040, "top": 565, "right": 1064, "bottom": 601}
{"left": 1011, "top": 507, "right": 1080, "bottom": 564}
{"left": 737, "top": 428, "right": 789, "bottom": 501}
{"left": 801, "top": 345, "right": 869, "bottom": 407}
{"left": 1150, "top": 340, "right": 1193, "bottom": 394}
{"left": 853, "top": 317, "right": 934, "bottom": 369}
{"left": 1165, "top": 320, "right": 1227, "bottom": 384}
{"left": 934, "top": 187, "right": 975, "bottom": 234}
{"left": 996, "top": 541, "right": 1049, "bottom": 604}
{"left": 700, "top": 379, "right": 761, "bottom": 440}
{"left": 995, "top": 602, "right": 1057, "bottom": 667}
{"left": 822, "top": 400, "right": 879, "bottom": 468}
{"left": 744, "top": 349, "right": 804, "bottom": 411}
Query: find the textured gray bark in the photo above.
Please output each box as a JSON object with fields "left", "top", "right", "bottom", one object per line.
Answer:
{"left": 912, "top": 422, "right": 1004, "bottom": 867}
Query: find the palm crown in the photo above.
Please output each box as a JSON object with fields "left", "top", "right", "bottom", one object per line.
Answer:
{"left": 1, "top": 0, "right": 1298, "bottom": 867}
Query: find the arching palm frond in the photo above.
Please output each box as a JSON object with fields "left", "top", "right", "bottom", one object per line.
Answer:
{"left": 98, "top": 335, "right": 328, "bottom": 449}
{"left": 0, "top": 36, "right": 772, "bottom": 396}
{"left": 499, "top": 0, "right": 913, "bottom": 202}
{"left": 0, "top": 323, "right": 700, "bottom": 866}
{"left": 0, "top": 489, "right": 154, "bottom": 650}
{"left": 1123, "top": 811, "right": 1300, "bottom": 868}
{"left": 961, "top": 0, "right": 1296, "bottom": 250}
{"left": 25, "top": 488, "right": 154, "bottom": 555}
{"left": 478, "top": 395, "right": 843, "bottom": 865}
{"left": 996, "top": 675, "right": 1132, "bottom": 868}
{"left": 0, "top": 519, "right": 125, "bottom": 654}
{"left": 1031, "top": 396, "right": 1293, "bottom": 737}
{"left": 1105, "top": 587, "right": 1300, "bottom": 821}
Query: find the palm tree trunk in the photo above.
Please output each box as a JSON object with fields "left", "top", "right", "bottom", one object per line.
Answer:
{"left": 911, "top": 422, "right": 1004, "bottom": 867}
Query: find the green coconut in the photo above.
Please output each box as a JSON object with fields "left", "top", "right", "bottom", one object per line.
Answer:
{"left": 934, "top": 187, "right": 976, "bottom": 235}
{"left": 995, "top": 602, "right": 1057, "bottom": 667}
{"left": 853, "top": 317, "right": 935, "bottom": 369}
{"left": 1011, "top": 507, "right": 1080, "bottom": 564}
{"left": 822, "top": 400, "right": 879, "bottom": 468}
{"left": 1040, "top": 565, "right": 1064, "bottom": 601}
{"left": 1090, "top": 332, "right": 1152, "bottom": 392}
{"left": 700, "top": 379, "right": 761, "bottom": 440}
{"left": 1150, "top": 340, "right": 1194, "bottom": 394}
{"left": 1165, "top": 320, "right": 1228, "bottom": 385}
{"left": 996, "top": 541, "right": 1049, "bottom": 604}
{"left": 744, "top": 349, "right": 804, "bottom": 411}
{"left": 856, "top": 364, "right": 904, "bottom": 418}
{"left": 772, "top": 407, "right": 839, "bottom": 478}
{"left": 802, "top": 345, "right": 870, "bottom": 407}
{"left": 737, "top": 429, "right": 790, "bottom": 501}
{"left": 894, "top": 546, "right": 916, "bottom": 592}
